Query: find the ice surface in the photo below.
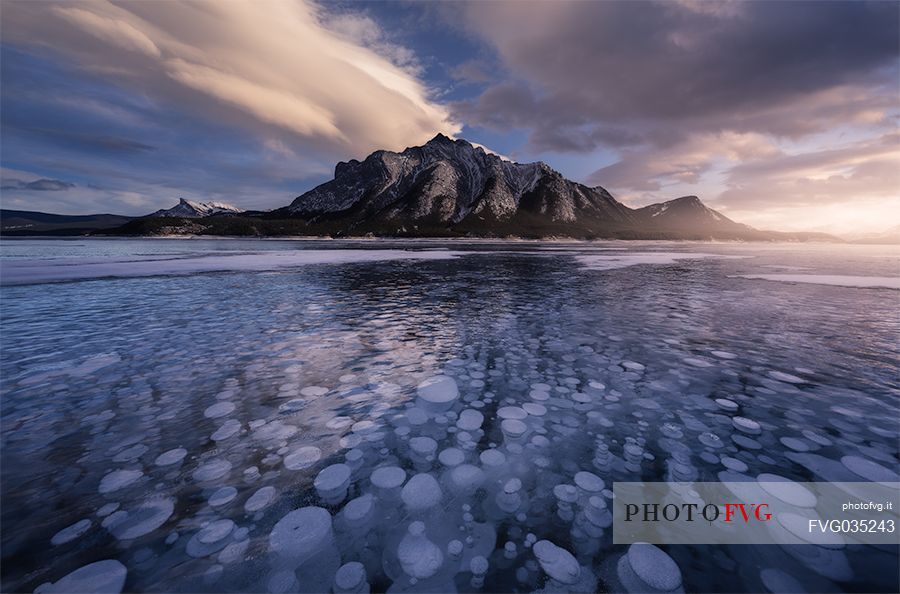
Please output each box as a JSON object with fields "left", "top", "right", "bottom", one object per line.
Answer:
{"left": 0, "top": 249, "right": 471, "bottom": 286}
{"left": 2, "top": 240, "right": 898, "bottom": 594}
{"left": 737, "top": 274, "right": 900, "bottom": 289}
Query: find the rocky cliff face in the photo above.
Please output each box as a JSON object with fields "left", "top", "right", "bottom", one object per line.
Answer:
{"left": 282, "top": 134, "right": 637, "bottom": 235}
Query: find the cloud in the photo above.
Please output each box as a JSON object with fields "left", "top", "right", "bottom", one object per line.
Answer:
{"left": 2, "top": 0, "right": 459, "bottom": 159}
{"left": 1, "top": 178, "right": 76, "bottom": 191}
{"left": 449, "top": 0, "right": 899, "bottom": 152}
{"left": 450, "top": 60, "right": 493, "bottom": 84}
{"left": 52, "top": 6, "right": 161, "bottom": 58}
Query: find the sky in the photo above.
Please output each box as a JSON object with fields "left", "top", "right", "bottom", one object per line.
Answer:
{"left": 1, "top": 0, "right": 898, "bottom": 235}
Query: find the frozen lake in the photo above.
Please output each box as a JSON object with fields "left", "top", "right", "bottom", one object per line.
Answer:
{"left": 1, "top": 238, "right": 898, "bottom": 593}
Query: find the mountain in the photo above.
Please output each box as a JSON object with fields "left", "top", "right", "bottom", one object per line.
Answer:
{"left": 634, "top": 196, "right": 752, "bottom": 235}
{"left": 61, "top": 135, "right": 839, "bottom": 241}
{"left": 843, "top": 224, "right": 900, "bottom": 245}
{"left": 277, "top": 133, "right": 638, "bottom": 237}
{"left": 0, "top": 209, "right": 133, "bottom": 236}
{"left": 150, "top": 198, "right": 244, "bottom": 218}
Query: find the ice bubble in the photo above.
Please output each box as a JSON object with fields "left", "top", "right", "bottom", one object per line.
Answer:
{"left": 315, "top": 464, "right": 352, "bottom": 504}
{"left": 193, "top": 459, "right": 232, "bottom": 482}
{"left": 101, "top": 511, "right": 127, "bottom": 530}
{"left": 721, "top": 457, "right": 749, "bottom": 473}
{"left": 204, "top": 401, "right": 235, "bottom": 419}
{"left": 109, "top": 497, "right": 175, "bottom": 540}
{"left": 398, "top": 521, "right": 443, "bottom": 580}
{"left": 760, "top": 568, "right": 807, "bottom": 594}
{"left": 278, "top": 399, "right": 307, "bottom": 413}
{"left": 245, "top": 486, "right": 277, "bottom": 513}
{"left": 438, "top": 448, "right": 465, "bottom": 467}
{"left": 99, "top": 469, "right": 143, "bottom": 494}
{"left": 779, "top": 437, "right": 811, "bottom": 452}
{"left": 711, "top": 351, "right": 737, "bottom": 359}
{"left": 457, "top": 409, "right": 484, "bottom": 431}
{"left": 96, "top": 503, "right": 119, "bottom": 518}
{"left": 732, "top": 434, "right": 761, "bottom": 450}
{"left": 841, "top": 455, "right": 900, "bottom": 482}
{"left": 269, "top": 506, "right": 333, "bottom": 561}
{"left": 533, "top": 540, "right": 580, "bottom": 585}
{"left": 284, "top": 446, "right": 322, "bottom": 470}
{"left": 574, "top": 471, "right": 604, "bottom": 495}
{"left": 211, "top": 419, "right": 241, "bottom": 441}
{"left": 51, "top": 519, "right": 91, "bottom": 546}
{"left": 522, "top": 403, "right": 547, "bottom": 417}
{"left": 326, "top": 416, "right": 353, "bottom": 430}
{"left": 757, "top": 474, "right": 817, "bottom": 508}
{"left": 410, "top": 436, "right": 438, "bottom": 459}
{"left": 449, "top": 464, "right": 485, "bottom": 495}
{"left": 209, "top": 486, "right": 238, "bottom": 508}
{"left": 497, "top": 406, "right": 528, "bottom": 420}
{"left": 113, "top": 444, "right": 147, "bottom": 463}
{"left": 622, "top": 361, "right": 645, "bottom": 371}
{"left": 401, "top": 473, "right": 442, "bottom": 512}
{"left": 42, "top": 559, "right": 126, "bottom": 594}
{"left": 480, "top": 448, "right": 506, "bottom": 468}
{"left": 802, "top": 430, "right": 833, "bottom": 446}
{"left": 334, "top": 561, "right": 368, "bottom": 594}
{"left": 768, "top": 371, "right": 804, "bottom": 384}
{"left": 197, "top": 519, "right": 235, "bottom": 544}
{"left": 732, "top": 417, "right": 762, "bottom": 435}
{"left": 371, "top": 466, "right": 406, "bottom": 495}
{"left": 501, "top": 419, "right": 528, "bottom": 440}
{"left": 698, "top": 432, "right": 723, "bottom": 449}
{"left": 154, "top": 448, "right": 187, "bottom": 467}
{"left": 300, "top": 386, "right": 329, "bottom": 397}
{"left": 416, "top": 375, "right": 459, "bottom": 412}
{"left": 529, "top": 390, "right": 550, "bottom": 401}
{"left": 341, "top": 494, "right": 375, "bottom": 526}
{"left": 625, "top": 542, "right": 682, "bottom": 592}
{"left": 714, "top": 399, "right": 738, "bottom": 412}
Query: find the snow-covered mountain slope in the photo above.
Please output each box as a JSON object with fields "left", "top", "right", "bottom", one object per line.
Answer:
{"left": 281, "top": 134, "right": 637, "bottom": 234}
{"left": 150, "top": 198, "right": 244, "bottom": 218}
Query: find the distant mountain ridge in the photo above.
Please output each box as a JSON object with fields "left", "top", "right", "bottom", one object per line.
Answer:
{"left": 0, "top": 209, "right": 133, "bottom": 236}
{"left": 150, "top": 198, "right": 243, "bottom": 218}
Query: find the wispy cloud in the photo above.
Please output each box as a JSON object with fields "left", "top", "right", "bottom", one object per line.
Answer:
{"left": 3, "top": 0, "right": 459, "bottom": 157}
